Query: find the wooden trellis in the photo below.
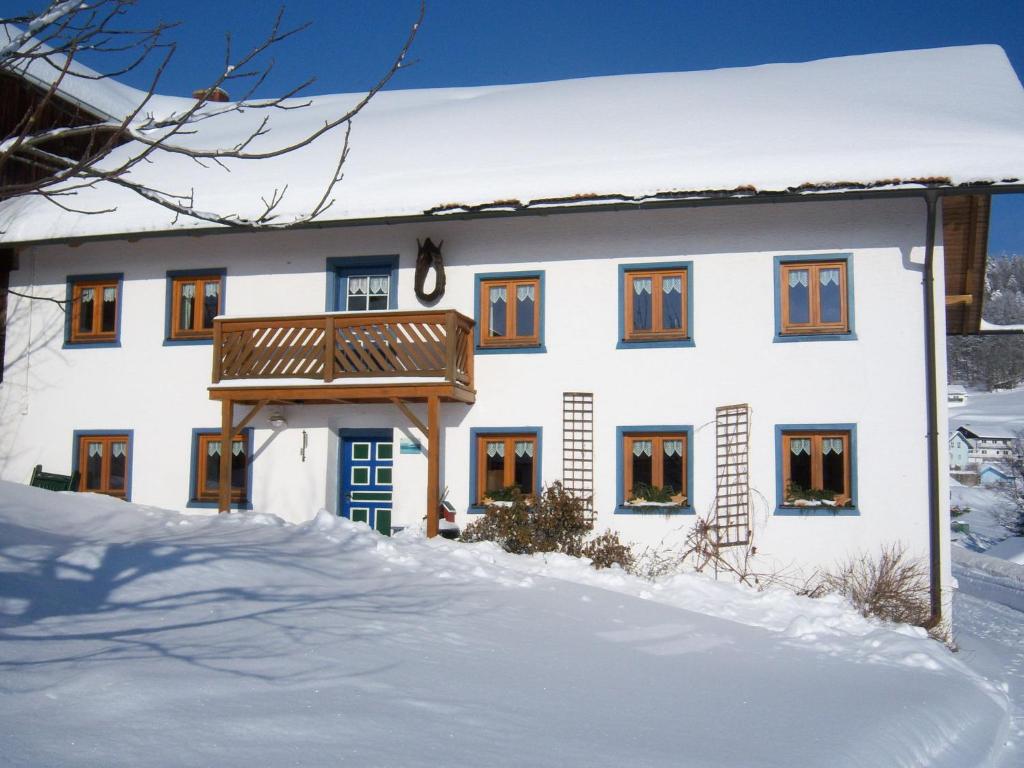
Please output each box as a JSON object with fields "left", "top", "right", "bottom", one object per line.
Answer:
{"left": 714, "top": 403, "right": 751, "bottom": 547}
{"left": 562, "top": 392, "right": 595, "bottom": 518}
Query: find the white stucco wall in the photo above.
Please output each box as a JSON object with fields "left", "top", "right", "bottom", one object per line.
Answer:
{"left": 1, "top": 196, "right": 947, "bottom": 585}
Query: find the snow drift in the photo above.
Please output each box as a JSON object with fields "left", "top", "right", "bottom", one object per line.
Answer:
{"left": 0, "top": 481, "right": 1011, "bottom": 767}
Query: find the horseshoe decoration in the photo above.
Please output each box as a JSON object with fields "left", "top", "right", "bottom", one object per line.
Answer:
{"left": 415, "top": 237, "right": 446, "bottom": 303}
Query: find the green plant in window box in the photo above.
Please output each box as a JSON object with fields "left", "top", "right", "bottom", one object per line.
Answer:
{"left": 785, "top": 483, "right": 851, "bottom": 507}
{"left": 626, "top": 483, "right": 686, "bottom": 507}
{"left": 483, "top": 485, "right": 524, "bottom": 506}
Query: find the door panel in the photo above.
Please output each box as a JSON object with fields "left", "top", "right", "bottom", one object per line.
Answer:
{"left": 340, "top": 432, "right": 394, "bottom": 535}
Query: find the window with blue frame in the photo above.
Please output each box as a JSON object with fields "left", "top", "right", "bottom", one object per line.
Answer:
{"left": 776, "top": 257, "right": 852, "bottom": 338}
{"left": 475, "top": 272, "right": 544, "bottom": 352}
{"left": 328, "top": 256, "right": 399, "bottom": 312}
{"left": 166, "top": 270, "right": 224, "bottom": 342}
{"left": 776, "top": 425, "right": 857, "bottom": 513}
{"left": 190, "top": 429, "right": 251, "bottom": 506}
{"left": 67, "top": 274, "right": 122, "bottom": 345}
{"left": 73, "top": 431, "right": 132, "bottom": 499}
{"left": 617, "top": 262, "right": 693, "bottom": 348}
{"left": 615, "top": 426, "right": 693, "bottom": 513}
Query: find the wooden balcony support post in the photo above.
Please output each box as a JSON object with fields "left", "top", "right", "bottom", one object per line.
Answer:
{"left": 323, "top": 315, "right": 336, "bottom": 382}
{"left": 212, "top": 319, "right": 223, "bottom": 383}
{"left": 218, "top": 398, "right": 233, "bottom": 514}
{"left": 426, "top": 395, "right": 440, "bottom": 538}
{"left": 444, "top": 311, "right": 457, "bottom": 384}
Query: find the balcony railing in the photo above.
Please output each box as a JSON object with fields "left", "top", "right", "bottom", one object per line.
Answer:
{"left": 212, "top": 309, "right": 474, "bottom": 388}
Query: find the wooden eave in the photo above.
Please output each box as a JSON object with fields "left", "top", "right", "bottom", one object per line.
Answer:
{"left": 942, "top": 194, "right": 990, "bottom": 335}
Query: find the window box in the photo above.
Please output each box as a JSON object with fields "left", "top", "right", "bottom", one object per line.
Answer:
{"left": 773, "top": 255, "right": 855, "bottom": 342}
{"left": 65, "top": 274, "right": 122, "bottom": 347}
{"left": 72, "top": 430, "right": 133, "bottom": 499}
{"left": 775, "top": 424, "right": 858, "bottom": 515}
{"left": 617, "top": 262, "right": 693, "bottom": 349}
{"left": 468, "top": 427, "right": 542, "bottom": 509}
{"left": 165, "top": 269, "right": 225, "bottom": 344}
{"left": 615, "top": 426, "right": 693, "bottom": 514}
{"left": 474, "top": 272, "right": 545, "bottom": 353}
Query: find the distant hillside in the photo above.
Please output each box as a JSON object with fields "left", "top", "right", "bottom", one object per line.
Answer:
{"left": 948, "top": 254, "right": 1024, "bottom": 390}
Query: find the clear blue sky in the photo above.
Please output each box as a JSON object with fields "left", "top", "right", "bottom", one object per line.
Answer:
{"left": 13, "top": 0, "right": 1024, "bottom": 252}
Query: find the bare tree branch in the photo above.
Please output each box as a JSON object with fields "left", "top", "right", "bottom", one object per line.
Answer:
{"left": 0, "top": 0, "right": 425, "bottom": 231}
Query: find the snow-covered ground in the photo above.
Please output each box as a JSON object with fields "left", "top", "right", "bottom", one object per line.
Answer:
{"left": 949, "top": 385, "right": 1023, "bottom": 554}
{"left": 0, "top": 481, "right": 1013, "bottom": 767}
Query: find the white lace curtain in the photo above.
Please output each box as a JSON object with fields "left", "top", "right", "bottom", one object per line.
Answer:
{"left": 204, "top": 282, "right": 219, "bottom": 298}
{"left": 822, "top": 438, "right": 844, "bottom": 454}
{"left": 514, "top": 440, "right": 533, "bottom": 458}
{"left": 349, "top": 276, "right": 389, "bottom": 296}
{"left": 632, "top": 440, "right": 652, "bottom": 457}
{"left": 790, "top": 438, "right": 811, "bottom": 455}
{"left": 663, "top": 440, "right": 683, "bottom": 457}
{"left": 516, "top": 285, "right": 535, "bottom": 302}
{"left": 788, "top": 270, "right": 809, "bottom": 288}
{"left": 662, "top": 277, "right": 682, "bottom": 294}
{"left": 489, "top": 286, "right": 507, "bottom": 304}
{"left": 88, "top": 442, "right": 102, "bottom": 457}
{"left": 633, "top": 277, "right": 653, "bottom": 295}
{"left": 208, "top": 440, "right": 245, "bottom": 457}
{"left": 819, "top": 268, "right": 840, "bottom": 287}
{"left": 81, "top": 287, "right": 95, "bottom": 302}
{"left": 90, "top": 442, "right": 126, "bottom": 457}
{"left": 486, "top": 441, "right": 504, "bottom": 458}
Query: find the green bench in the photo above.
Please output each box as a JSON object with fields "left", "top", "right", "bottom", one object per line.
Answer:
{"left": 29, "top": 465, "right": 79, "bottom": 492}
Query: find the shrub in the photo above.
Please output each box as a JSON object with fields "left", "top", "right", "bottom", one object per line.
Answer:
{"left": 460, "top": 482, "right": 633, "bottom": 569}
{"left": 821, "top": 544, "right": 930, "bottom": 627}
{"left": 581, "top": 530, "right": 635, "bottom": 570}
{"left": 630, "top": 483, "right": 676, "bottom": 503}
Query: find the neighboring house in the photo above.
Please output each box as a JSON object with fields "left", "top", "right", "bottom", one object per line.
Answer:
{"left": 4, "top": 43, "right": 1024, "bottom": 631}
{"left": 979, "top": 464, "right": 1012, "bottom": 486}
{"left": 947, "top": 385, "right": 968, "bottom": 405}
{"left": 949, "top": 431, "right": 973, "bottom": 471}
{"left": 956, "top": 425, "right": 1019, "bottom": 465}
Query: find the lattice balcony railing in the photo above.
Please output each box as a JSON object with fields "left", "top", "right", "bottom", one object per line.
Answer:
{"left": 212, "top": 310, "right": 474, "bottom": 387}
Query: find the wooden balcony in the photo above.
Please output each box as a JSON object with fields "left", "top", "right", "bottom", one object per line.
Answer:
{"left": 209, "top": 309, "right": 475, "bottom": 405}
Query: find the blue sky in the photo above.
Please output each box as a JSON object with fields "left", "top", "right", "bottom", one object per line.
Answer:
{"left": 13, "top": 0, "right": 1024, "bottom": 252}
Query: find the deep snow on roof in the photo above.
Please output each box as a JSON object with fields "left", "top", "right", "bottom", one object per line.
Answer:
{"left": 3, "top": 44, "right": 1024, "bottom": 243}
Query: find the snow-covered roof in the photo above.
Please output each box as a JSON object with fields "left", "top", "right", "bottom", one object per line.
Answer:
{"left": 3, "top": 44, "right": 1024, "bottom": 244}
{"left": 0, "top": 23, "right": 175, "bottom": 122}
{"left": 948, "top": 385, "right": 968, "bottom": 395}
{"left": 957, "top": 424, "right": 1020, "bottom": 440}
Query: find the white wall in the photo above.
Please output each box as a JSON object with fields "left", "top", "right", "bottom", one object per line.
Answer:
{"left": 1, "top": 196, "right": 945, "bottom": 583}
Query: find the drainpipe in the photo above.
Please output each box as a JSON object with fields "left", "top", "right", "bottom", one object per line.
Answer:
{"left": 921, "top": 190, "right": 943, "bottom": 630}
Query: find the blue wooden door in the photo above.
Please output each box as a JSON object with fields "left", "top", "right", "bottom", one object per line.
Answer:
{"left": 340, "top": 433, "right": 394, "bottom": 535}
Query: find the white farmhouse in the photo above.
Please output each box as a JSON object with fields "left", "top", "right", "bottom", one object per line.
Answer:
{"left": 4, "top": 44, "right": 1024, "bottom": 631}
{"left": 955, "top": 425, "right": 1019, "bottom": 465}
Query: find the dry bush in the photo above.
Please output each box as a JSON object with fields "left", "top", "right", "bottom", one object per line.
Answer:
{"left": 460, "top": 482, "right": 633, "bottom": 569}
{"left": 581, "top": 530, "right": 635, "bottom": 570}
{"left": 821, "top": 544, "right": 930, "bottom": 627}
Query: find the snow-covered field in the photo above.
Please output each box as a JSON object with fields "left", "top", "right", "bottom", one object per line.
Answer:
{"left": 0, "top": 482, "right": 1014, "bottom": 767}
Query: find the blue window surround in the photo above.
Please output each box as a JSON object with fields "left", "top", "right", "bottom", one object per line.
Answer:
{"left": 64, "top": 273, "right": 124, "bottom": 349}
{"left": 617, "top": 261, "right": 695, "bottom": 350}
{"left": 71, "top": 429, "right": 135, "bottom": 501}
{"left": 163, "top": 268, "right": 227, "bottom": 347}
{"left": 473, "top": 271, "right": 547, "bottom": 354}
{"left": 325, "top": 255, "right": 399, "bottom": 311}
{"left": 615, "top": 425, "right": 694, "bottom": 515}
{"left": 468, "top": 426, "right": 543, "bottom": 512}
{"left": 774, "top": 423, "right": 859, "bottom": 516}
{"left": 773, "top": 254, "right": 857, "bottom": 343}
{"left": 187, "top": 427, "right": 255, "bottom": 510}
